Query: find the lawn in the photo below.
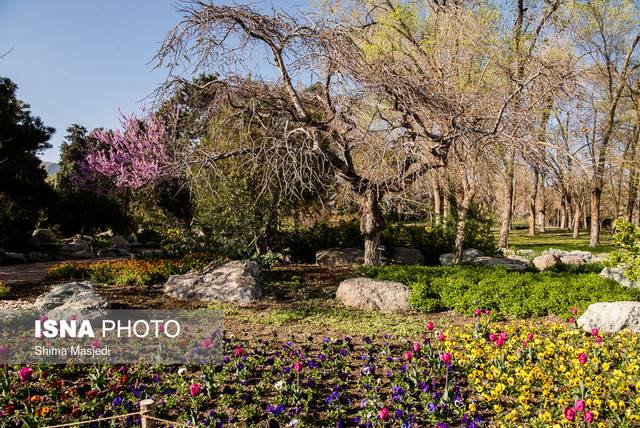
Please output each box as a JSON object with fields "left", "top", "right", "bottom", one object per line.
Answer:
{"left": 506, "top": 227, "right": 614, "bottom": 254}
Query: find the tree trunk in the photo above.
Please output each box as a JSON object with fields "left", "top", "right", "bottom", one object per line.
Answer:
{"left": 454, "top": 197, "right": 470, "bottom": 264}
{"left": 572, "top": 202, "right": 581, "bottom": 238}
{"left": 560, "top": 199, "right": 567, "bottom": 229}
{"left": 432, "top": 177, "right": 442, "bottom": 226}
{"left": 537, "top": 174, "right": 546, "bottom": 233}
{"left": 360, "top": 190, "right": 384, "bottom": 265}
{"left": 590, "top": 186, "right": 602, "bottom": 247}
{"left": 528, "top": 169, "right": 539, "bottom": 236}
{"left": 498, "top": 146, "right": 516, "bottom": 248}
{"left": 627, "top": 169, "right": 638, "bottom": 223}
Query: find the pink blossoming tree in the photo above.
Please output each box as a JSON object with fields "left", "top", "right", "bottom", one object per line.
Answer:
{"left": 77, "top": 112, "right": 170, "bottom": 190}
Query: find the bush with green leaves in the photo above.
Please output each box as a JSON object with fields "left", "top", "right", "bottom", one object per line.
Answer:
{"left": 358, "top": 265, "right": 640, "bottom": 318}
{"left": 608, "top": 219, "right": 640, "bottom": 281}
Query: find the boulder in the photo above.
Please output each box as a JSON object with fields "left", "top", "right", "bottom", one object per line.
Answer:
{"left": 70, "top": 250, "right": 95, "bottom": 259}
{"left": 439, "top": 248, "right": 484, "bottom": 266}
{"left": 577, "top": 301, "right": 640, "bottom": 334}
{"left": 0, "top": 300, "right": 37, "bottom": 322}
{"left": 164, "top": 260, "right": 262, "bottom": 305}
{"left": 467, "top": 256, "right": 529, "bottom": 272}
{"left": 31, "top": 228, "right": 57, "bottom": 245}
{"left": 600, "top": 266, "right": 638, "bottom": 288}
{"left": 27, "top": 252, "right": 51, "bottom": 263}
{"left": 1, "top": 251, "right": 26, "bottom": 264}
{"left": 111, "top": 235, "right": 130, "bottom": 250}
{"left": 35, "top": 281, "right": 110, "bottom": 320}
{"left": 506, "top": 254, "right": 531, "bottom": 264}
{"left": 515, "top": 249, "right": 536, "bottom": 260}
{"left": 316, "top": 248, "right": 365, "bottom": 266}
{"left": 336, "top": 277, "right": 410, "bottom": 312}
{"left": 533, "top": 254, "right": 560, "bottom": 271}
{"left": 559, "top": 254, "right": 587, "bottom": 266}
{"left": 59, "top": 238, "right": 90, "bottom": 254}
{"left": 389, "top": 247, "right": 425, "bottom": 265}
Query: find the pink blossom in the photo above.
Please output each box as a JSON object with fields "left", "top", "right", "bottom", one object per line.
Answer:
{"left": 571, "top": 307, "right": 578, "bottom": 315}
{"left": 591, "top": 328, "right": 599, "bottom": 337}
{"left": 564, "top": 407, "right": 576, "bottom": 422}
{"left": 578, "top": 353, "right": 588, "bottom": 365}
{"left": 485, "top": 308, "right": 491, "bottom": 316}
{"left": 527, "top": 333, "right": 534, "bottom": 341}
{"left": 473, "top": 308, "right": 481, "bottom": 316}
{"left": 412, "top": 341, "right": 422, "bottom": 353}
{"left": 584, "top": 411, "right": 595, "bottom": 424}
{"left": 437, "top": 333, "right": 446, "bottom": 342}
{"left": 235, "top": 346, "right": 244, "bottom": 357}
{"left": 90, "top": 340, "right": 102, "bottom": 350}
{"left": 575, "top": 400, "right": 585, "bottom": 412}
{"left": 189, "top": 383, "right": 201, "bottom": 397}
{"left": 489, "top": 333, "right": 497, "bottom": 342}
{"left": 201, "top": 338, "right": 214, "bottom": 350}
{"left": 293, "top": 361, "right": 303, "bottom": 373}
{"left": 426, "top": 322, "right": 434, "bottom": 331}
{"left": 440, "top": 353, "right": 452, "bottom": 364}
{"left": 595, "top": 336, "right": 602, "bottom": 344}
{"left": 378, "top": 407, "right": 390, "bottom": 420}
{"left": 18, "top": 367, "right": 33, "bottom": 382}
{"left": 404, "top": 351, "right": 412, "bottom": 361}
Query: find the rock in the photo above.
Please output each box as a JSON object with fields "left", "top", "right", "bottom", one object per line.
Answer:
{"left": 439, "top": 248, "right": 484, "bottom": 265}
{"left": 95, "top": 230, "right": 114, "bottom": 239}
{"left": 505, "top": 254, "right": 532, "bottom": 264}
{"left": 0, "top": 300, "right": 37, "bottom": 322}
{"left": 389, "top": 247, "right": 425, "bottom": 265}
{"left": 577, "top": 301, "right": 640, "bottom": 334}
{"left": 515, "top": 249, "right": 535, "bottom": 260}
{"left": 2, "top": 251, "right": 26, "bottom": 264}
{"left": 316, "top": 248, "right": 365, "bottom": 266}
{"left": 559, "top": 254, "right": 587, "bottom": 266}
{"left": 336, "top": 277, "right": 410, "bottom": 312}
{"left": 591, "top": 254, "right": 609, "bottom": 264}
{"left": 600, "top": 267, "right": 638, "bottom": 288}
{"left": 59, "top": 238, "right": 90, "bottom": 254}
{"left": 111, "top": 235, "right": 130, "bottom": 250}
{"left": 70, "top": 250, "right": 95, "bottom": 259}
{"left": 499, "top": 248, "right": 515, "bottom": 257}
{"left": 35, "top": 281, "right": 110, "bottom": 319}
{"left": 31, "top": 228, "right": 57, "bottom": 245}
{"left": 27, "top": 252, "right": 51, "bottom": 263}
{"left": 467, "top": 256, "right": 529, "bottom": 272}
{"left": 533, "top": 254, "right": 560, "bottom": 271}
{"left": 164, "top": 260, "right": 262, "bottom": 305}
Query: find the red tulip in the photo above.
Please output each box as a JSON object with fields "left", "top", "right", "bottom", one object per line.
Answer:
{"left": 426, "top": 322, "right": 434, "bottom": 331}
{"left": 293, "top": 361, "right": 303, "bottom": 373}
{"left": 473, "top": 308, "right": 481, "bottom": 316}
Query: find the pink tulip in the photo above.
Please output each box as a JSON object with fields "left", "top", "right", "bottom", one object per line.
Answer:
{"left": 567, "top": 316, "right": 575, "bottom": 324}
{"left": 412, "top": 341, "right": 422, "bottom": 353}
{"left": 293, "top": 361, "right": 303, "bottom": 373}
{"left": 437, "top": 333, "right": 446, "bottom": 342}
{"left": 564, "top": 407, "right": 576, "bottom": 422}
{"left": 0, "top": 344, "right": 7, "bottom": 354}
{"left": 485, "top": 309, "right": 491, "bottom": 316}
{"left": 473, "top": 308, "right": 481, "bottom": 316}
{"left": 595, "top": 336, "right": 602, "bottom": 344}
{"left": 90, "top": 340, "right": 101, "bottom": 350}
{"left": 440, "top": 353, "right": 452, "bottom": 364}
{"left": 571, "top": 307, "right": 577, "bottom": 315}
{"left": 201, "top": 338, "right": 214, "bottom": 350}
{"left": 578, "top": 353, "right": 587, "bottom": 365}
{"left": 527, "top": 333, "right": 534, "bottom": 341}
{"left": 584, "top": 411, "right": 595, "bottom": 424}
{"left": 189, "top": 383, "right": 201, "bottom": 397}
{"left": 575, "top": 400, "right": 585, "bottom": 412}
{"left": 521, "top": 340, "right": 527, "bottom": 348}
{"left": 426, "top": 322, "right": 434, "bottom": 331}
{"left": 404, "top": 351, "right": 412, "bottom": 361}
{"left": 499, "top": 332, "right": 507, "bottom": 340}
{"left": 378, "top": 407, "right": 390, "bottom": 420}
{"left": 18, "top": 367, "right": 33, "bottom": 382}
{"left": 234, "top": 346, "right": 243, "bottom": 357}
{"left": 591, "top": 328, "right": 599, "bottom": 337}
{"left": 489, "top": 333, "right": 497, "bottom": 342}
{"left": 495, "top": 338, "right": 505, "bottom": 347}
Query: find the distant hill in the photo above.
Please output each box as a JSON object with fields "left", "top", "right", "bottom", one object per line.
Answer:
{"left": 42, "top": 161, "right": 60, "bottom": 176}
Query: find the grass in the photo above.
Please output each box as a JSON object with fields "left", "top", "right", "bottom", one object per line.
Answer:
{"left": 506, "top": 226, "right": 614, "bottom": 254}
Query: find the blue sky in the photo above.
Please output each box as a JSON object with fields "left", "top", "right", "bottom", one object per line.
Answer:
{"left": 0, "top": 0, "right": 307, "bottom": 162}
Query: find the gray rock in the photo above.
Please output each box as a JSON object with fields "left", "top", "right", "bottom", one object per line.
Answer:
{"left": 439, "top": 248, "right": 484, "bottom": 265}
{"left": 467, "top": 256, "right": 529, "bottom": 272}
{"left": 31, "top": 228, "right": 57, "bottom": 245}
{"left": 499, "top": 248, "right": 515, "bottom": 257}
{"left": 505, "top": 254, "right": 532, "bottom": 264}
{"left": 336, "top": 277, "right": 410, "bottom": 312}
{"left": 35, "top": 281, "right": 110, "bottom": 320}
{"left": 600, "top": 267, "right": 638, "bottom": 288}
{"left": 515, "top": 249, "right": 536, "bottom": 260}
{"left": 0, "top": 300, "right": 37, "bottom": 322}
{"left": 577, "top": 301, "right": 640, "bottom": 333}
{"left": 2, "top": 251, "right": 26, "bottom": 264}
{"left": 533, "top": 254, "right": 560, "bottom": 271}
{"left": 316, "top": 248, "right": 365, "bottom": 266}
{"left": 164, "top": 260, "right": 262, "bottom": 305}
{"left": 559, "top": 254, "right": 587, "bottom": 266}
{"left": 111, "top": 236, "right": 130, "bottom": 250}
{"left": 389, "top": 247, "right": 425, "bottom": 265}
{"left": 27, "top": 252, "right": 51, "bottom": 263}
{"left": 60, "top": 238, "right": 90, "bottom": 254}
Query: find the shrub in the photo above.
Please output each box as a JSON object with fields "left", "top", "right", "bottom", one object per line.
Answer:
{"left": 608, "top": 219, "right": 640, "bottom": 280}
{"left": 45, "top": 256, "right": 214, "bottom": 287}
{"left": 358, "top": 265, "right": 640, "bottom": 317}
{"left": 0, "top": 281, "right": 9, "bottom": 297}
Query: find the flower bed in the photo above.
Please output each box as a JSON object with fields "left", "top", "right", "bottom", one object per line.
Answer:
{"left": 1, "top": 313, "right": 639, "bottom": 427}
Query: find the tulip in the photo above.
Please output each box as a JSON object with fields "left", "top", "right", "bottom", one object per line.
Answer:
{"left": 426, "top": 322, "right": 434, "bottom": 331}
{"left": 473, "top": 308, "right": 481, "bottom": 316}
{"left": 485, "top": 308, "right": 491, "bottom": 316}
{"left": 584, "top": 411, "right": 595, "bottom": 424}
{"left": 18, "top": 367, "right": 33, "bottom": 382}
{"left": 595, "top": 336, "right": 602, "bottom": 344}
{"left": 440, "top": 353, "right": 452, "bottom": 364}
{"left": 527, "top": 333, "right": 534, "bottom": 341}
{"left": 404, "top": 351, "right": 412, "bottom": 361}
{"left": 591, "top": 328, "right": 599, "bottom": 337}
{"left": 578, "top": 353, "right": 587, "bottom": 365}
{"left": 489, "top": 333, "right": 497, "bottom": 342}
{"left": 201, "top": 338, "right": 214, "bottom": 350}
{"left": 189, "top": 383, "right": 201, "bottom": 397}
{"left": 437, "top": 333, "right": 446, "bottom": 342}
{"left": 234, "top": 346, "right": 243, "bottom": 357}
{"left": 571, "top": 307, "right": 577, "bottom": 315}
{"left": 412, "top": 341, "right": 422, "bottom": 353}
{"left": 575, "top": 400, "right": 585, "bottom": 412}
{"left": 378, "top": 407, "right": 390, "bottom": 420}
{"left": 564, "top": 407, "right": 576, "bottom": 422}
{"left": 293, "top": 361, "right": 303, "bottom": 373}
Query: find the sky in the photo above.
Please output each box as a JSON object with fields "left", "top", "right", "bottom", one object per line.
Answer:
{"left": 0, "top": 0, "right": 307, "bottom": 163}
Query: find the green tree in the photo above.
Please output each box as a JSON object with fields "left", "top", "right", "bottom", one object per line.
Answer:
{"left": 0, "top": 77, "right": 54, "bottom": 247}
